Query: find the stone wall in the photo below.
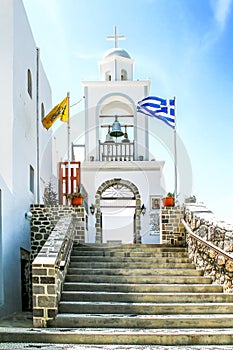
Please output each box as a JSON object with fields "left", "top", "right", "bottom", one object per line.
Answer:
{"left": 161, "top": 207, "right": 186, "bottom": 246}
{"left": 29, "top": 205, "right": 86, "bottom": 313}
{"left": 32, "top": 216, "right": 77, "bottom": 327}
{"left": 30, "top": 205, "right": 86, "bottom": 263}
{"left": 184, "top": 203, "right": 233, "bottom": 292}
{"left": 20, "top": 248, "right": 31, "bottom": 310}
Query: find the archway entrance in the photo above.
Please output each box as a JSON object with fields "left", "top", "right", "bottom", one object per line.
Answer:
{"left": 101, "top": 184, "right": 135, "bottom": 243}
{"left": 94, "top": 179, "right": 142, "bottom": 244}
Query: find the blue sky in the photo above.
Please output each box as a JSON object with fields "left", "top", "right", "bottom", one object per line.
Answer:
{"left": 22, "top": 0, "right": 233, "bottom": 224}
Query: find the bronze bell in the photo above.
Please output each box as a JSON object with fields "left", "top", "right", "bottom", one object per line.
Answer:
{"left": 122, "top": 133, "right": 130, "bottom": 143}
{"left": 122, "top": 126, "right": 130, "bottom": 143}
{"left": 110, "top": 116, "right": 124, "bottom": 137}
{"left": 105, "top": 126, "right": 114, "bottom": 143}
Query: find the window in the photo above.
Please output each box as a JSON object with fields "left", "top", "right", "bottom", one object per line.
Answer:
{"left": 29, "top": 165, "right": 34, "bottom": 194}
{"left": 105, "top": 71, "right": 111, "bottom": 81}
{"left": 41, "top": 103, "right": 45, "bottom": 120}
{"left": 27, "top": 69, "right": 32, "bottom": 98}
{"left": 121, "top": 69, "right": 127, "bottom": 80}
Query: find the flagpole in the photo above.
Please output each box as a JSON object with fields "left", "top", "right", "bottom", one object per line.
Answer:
{"left": 174, "top": 96, "right": 178, "bottom": 201}
{"left": 67, "top": 91, "right": 71, "bottom": 198}
{"left": 67, "top": 92, "right": 71, "bottom": 162}
{"left": 66, "top": 94, "right": 84, "bottom": 201}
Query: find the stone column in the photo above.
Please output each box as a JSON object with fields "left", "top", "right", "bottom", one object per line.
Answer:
{"left": 161, "top": 207, "right": 185, "bottom": 246}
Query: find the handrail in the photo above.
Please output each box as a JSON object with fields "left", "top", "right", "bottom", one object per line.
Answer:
{"left": 59, "top": 223, "right": 76, "bottom": 270}
{"left": 59, "top": 235, "right": 74, "bottom": 270}
{"left": 181, "top": 219, "right": 233, "bottom": 262}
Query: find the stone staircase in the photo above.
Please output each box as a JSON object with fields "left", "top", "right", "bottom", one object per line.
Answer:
{"left": 48, "top": 243, "right": 233, "bottom": 345}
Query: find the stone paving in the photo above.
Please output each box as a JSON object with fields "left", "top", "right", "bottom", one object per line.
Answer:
{"left": 0, "top": 312, "right": 233, "bottom": 349}
{"left": 0, "top": 312, "right": 33, "bottom": 328}
{"left": 0, "top": 344, "right": 233, "bottom": 349}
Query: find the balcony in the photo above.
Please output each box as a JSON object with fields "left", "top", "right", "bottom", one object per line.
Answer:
{"left": 99, "top": 140, "right": 135, "bottom": 162}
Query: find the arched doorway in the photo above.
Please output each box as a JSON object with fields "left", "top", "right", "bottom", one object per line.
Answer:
{"left": 94, "top": 179, "right": 142, "bottom": 244}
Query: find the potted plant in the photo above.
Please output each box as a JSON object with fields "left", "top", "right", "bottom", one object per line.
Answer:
{"left": 67, "top": 191, "right": 87, "bottom": 206}
{"left": 162, "top": 192, "right": 175, "bottom": 207}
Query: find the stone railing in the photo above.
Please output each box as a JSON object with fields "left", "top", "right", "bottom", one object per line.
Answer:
{"left": 32, "top": 216, "right": 76, "bottom": 327}
{"left": 184, "top": 203, "right": 233, "bottom": 293}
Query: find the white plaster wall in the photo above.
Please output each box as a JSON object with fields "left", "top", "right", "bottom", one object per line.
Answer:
{"left": 39, "top": 62, "right": 53, "bottom": 199}
{"left": 81, "top": 162, "right": 164, "bottom": 243}
{"left": 0, "top": 0, "right": 52, "bottom": 316}
{"left": 99, "top": 58, "right": 116, "bottom": 81}
{"left": 0, "top": 0, "right": 14, "bottom": 190}
{"left": 99, "top": 56, "right": 134, "bottom": 81}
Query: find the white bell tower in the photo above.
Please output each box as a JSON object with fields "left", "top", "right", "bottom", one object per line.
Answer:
{"left": 83, "top": 26, "right": 151, "bottom": 162}
{"left": 79, "top": 26, "right": 164, "bottom": 244}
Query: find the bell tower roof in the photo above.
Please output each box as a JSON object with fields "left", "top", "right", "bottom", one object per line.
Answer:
{"left": 103, "top": 48, "right": 131, "bottom": 60}
{"left": 99, "top": 26, "right": 134, "bottom": 81}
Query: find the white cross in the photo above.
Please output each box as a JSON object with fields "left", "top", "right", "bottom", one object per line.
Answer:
{"left": 107, "top": 25, "right": 125, "bottom": 48}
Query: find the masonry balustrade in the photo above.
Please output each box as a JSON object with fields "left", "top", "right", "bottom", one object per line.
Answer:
{"left": 32, "top": 215, "right": 80, "bottom": 327}
{"left": 183, "top": 202, "right": 233, "bottom": 293}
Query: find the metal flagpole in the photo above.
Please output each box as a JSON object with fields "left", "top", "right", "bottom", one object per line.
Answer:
{"left": 174, "top": 96, "right": 178, "bottom": 201}
{"left": 66, "top": 94, "right": 84, "bottom": 202}
{"left": 67, "top": 92, "right": 71, "bottom": 198}
{"left": 67, "top": 92, "right": 71, "bottom": 162}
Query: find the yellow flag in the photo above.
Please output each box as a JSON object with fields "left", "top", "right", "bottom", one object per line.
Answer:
{"left": 42, "top": 96, "right": 68, "bottom": 130}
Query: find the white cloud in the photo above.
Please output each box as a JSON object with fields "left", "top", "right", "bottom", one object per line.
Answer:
{"left": 199, "top": 0, "right": 232, "bottom": 51}
{"left": 212, "top": 0, "right": 232, "bottom": 29}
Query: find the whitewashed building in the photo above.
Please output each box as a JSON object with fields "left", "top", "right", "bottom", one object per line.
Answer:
{"left": 0, "top": 0, "right": 52, "bottom": 316}
{"left": 71, "top": 28, "right": 165, "bottom": 245}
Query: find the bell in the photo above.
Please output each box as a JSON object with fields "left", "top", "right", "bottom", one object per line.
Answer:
{"left": 109, "top": 117, "right": 124, "bottom": 137}
{"left": 122, "top": 126, "right": 130, "bottom": 143}
{"left": 122, "top": 132, "right": 130, "bottom": 143}
{"left": 104, "top": 126, "right": 114, "bottom": 143}
{"left": 105, "top": 131, "right": 114, "bottom": 143}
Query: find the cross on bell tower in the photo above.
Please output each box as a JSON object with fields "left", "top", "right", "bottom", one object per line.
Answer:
{"left": 107, "top": 25, "right": 125, "bottom": 48}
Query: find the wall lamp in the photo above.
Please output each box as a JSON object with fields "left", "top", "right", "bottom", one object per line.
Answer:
{"left": 141, "top": 204, "right": 146, "bottom": 215}
{"left": 90, "top": 204, "right": 95, "bottom": 215}
{"left": 25, "top": 211, "right": 32, "bottom": 220}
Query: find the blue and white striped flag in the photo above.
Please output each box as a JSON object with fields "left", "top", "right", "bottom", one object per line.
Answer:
{"left": 137, "top": 96, "right": 175, "bottom": 129}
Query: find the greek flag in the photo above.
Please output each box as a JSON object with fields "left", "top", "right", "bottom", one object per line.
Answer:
{"left": 137, "top": 96, "right": 175, "bottom": 129}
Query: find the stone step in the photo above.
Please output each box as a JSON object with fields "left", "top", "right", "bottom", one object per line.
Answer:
{"left": 72, "top": 244, "right": 187, "bottom": 252}
{"left": 48, "top": 243, "right": 233, "bottom": 345}
{"left": 66, "top": 267, "right": 203, "bottom": 276}
{"left": 70, "top": 255, "right": 191, "bottom": 264}
{"left": 49, "top": 313, "right": 233, "bottom": 329}
{"left": 70, "top": 255, "right": 192, "bottom": 263}
{"left": 71, "top": 250, "right": 189, "bottom": 257}
{"left": 69, "top": 261, "right": 195, "bottom": 269}
{"left": 63, "top": 282, "right": 223, "bottom": 293}
{"left": 2, "top": 327, "right": 233, "bottom": 345}
{"left": 58, "top": 301, "right": 233, "bottom": 315}
{"left": 61, "top": 291, "right": 233, "bottom": 303}
{"left": 65, "top": 274, "right": 212, "bottom": 284}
